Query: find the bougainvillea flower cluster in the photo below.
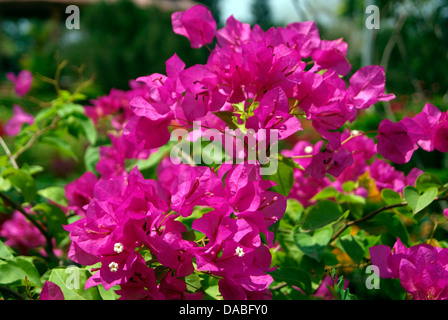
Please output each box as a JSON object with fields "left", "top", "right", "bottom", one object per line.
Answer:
{"left": 370, "top": 239, "right": 448, "bottom": 300}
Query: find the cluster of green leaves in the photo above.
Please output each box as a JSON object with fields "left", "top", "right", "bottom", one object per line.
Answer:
{"left": 0, "top": 81, "right": 103, "bottom": 299}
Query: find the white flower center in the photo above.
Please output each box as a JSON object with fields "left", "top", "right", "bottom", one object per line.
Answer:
{"left": 351, "top": 130, "right": 360, "bottom": 136}
{"left": 235, "top": 246, "right": 245, "bottom": 257}
{"left": 109, "top": 262, "right": 119, "bottom": 272}
{"left": 304, "top": 146, "right": 313, "bottom": 154}
{"left": 114, "top": 242, "right": 124, "bottom": 254}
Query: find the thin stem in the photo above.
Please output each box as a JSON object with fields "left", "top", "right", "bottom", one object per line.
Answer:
{"left": 156, "top": 211, "right": 176, "bottom": 234}
{"left": 67, "top": 74, "right": 95, "bottom": 103}
{"left": 27, "top": 96, "right": 52, "bottom": 108}
{"left": 325, "top": 263, "right": 369, "bottom": 272}
{"left": 54, "top": 60, "right": 68, "bottom": 93}
{"left": 0, "top": 137, "right": 19, "bottom": 169}
{"left": 331, "top": 202, "right": 406, "bottom": 241}
{"left": 12, "top": 116, "right": 60, "bottom": 161}
{"left": 0, "top": 286, "right": 26, "bottom": 300}
{"left": 204, "top": 43, "right": 213, "bottom": 53}
{"left": 331, "top": 195, "right": 448, "bottom": 242}
{"left": 289, "top": 154, "right": 313, "bottom": 159}
{"left": 340, "top": 130, "right": 378, "bottom": 146}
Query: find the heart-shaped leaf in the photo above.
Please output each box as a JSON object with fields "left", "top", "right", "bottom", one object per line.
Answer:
{"left": 403, "top": 186, "right": 438, "bottom": 214}
{"left": 415, "top": 173, "right": 442, "bottom": 193}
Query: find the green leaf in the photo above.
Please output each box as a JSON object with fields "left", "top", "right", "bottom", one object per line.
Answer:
{"left": 84, "top": 146, "right": 100, "bottom": 173}
{"left": 293, "top": 225, "right": 333, "bottom": 261}
{"left": 48, "top": 267, "right": 102, "bottom": 300}
{"left": 0, "top": 256, "right": 41, "bottom": 286}
{"left": 21, "top": 164, "right": 44, "bottom": 176}
{"left": 337, "top": 193, "right": 366, "bottom": 205}
{"left": 381, "top": 188, "right": 403, "bottom": 205}
{"left": 97, "top": 285, "right": 119, "bottom": 300}
{"left": 415, "top": 173, "right": 442, "bottom": 193}
{"left": 336, "top": 276, "right": 357, "bottom": 300}
{"left": 283, "top": 199, "right": 304, "bottom": 226}
{"left": 275, "top": 232, "right": 305, "bottom": 267}
{"left": 41, "top": 135, "right": 78, "bottom": 159}
{"left": 130, "top": 143, "right": 172, "bottom": 172}
{"left": 312, "top": 187, "right": 338, "bottom": 201}
{"left": 375, "top": 212, "right": 410, "bottom": 245}
{"left": 270, "top": 267, "right": 312, "bottom": 295}
{"left": 57, "top": 103, "right": 85, "bottom": 118}
{"left": 213, "top": 111, "right": 238, "bottom": 130}
{"left": 185, "top": 273, "right": 202, "bottom": 293}
{"left": 0, "top": 176, "right": 12, "bottom": 192}
{"left": 403, "top": 186, "right": 438, "bottom": 214}
{"left": 38, "top": 186, "right": 68, "bottom": 207}
{"left": 58, "top": 90, "right": 72, "bottom": 102}
{"left": 301, "top": 200, "right": 343, "bottom": 231}
{"left": 264, "top": 160, "right": 294, "bottom": 197}
{"left": 34, "top": 106, "right": 58, "bottom": 124}
{"left": 342, "top": 181, "right": 356, "bottom": 193}
{"left": 0, "top": 240, "right": 14, "bottom": 260}
{"left": 12, "top": 256, "right": 42, "bottom": 286}
{"left": 0, "top": 260, "right": 26, "bottom": 285}
{"left": 281, "top": 156, "right": 305, "bottom": 170}
{"left": 3, "top": 168, "right": 36, "bottom": 203}
{"left": 338, "top": 234, "right": 365, "bottom": 264}
{"left": 72, "top": 114, "right": 97, "bottom": 145}
{"left": 33, "top": 203, "right": 68, "bottom": 245}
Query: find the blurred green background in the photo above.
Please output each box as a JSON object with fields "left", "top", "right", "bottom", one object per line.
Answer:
{"left": 0, "top": 0, "right": 447, "bottom": 187}
{"left": 1, "top": 0, "right": 447, "bottom": 110}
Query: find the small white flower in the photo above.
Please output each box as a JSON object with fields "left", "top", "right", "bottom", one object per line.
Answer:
{"left": 114, "top": 242, "right": 124, "bottom": 254}
{"left": 351, "top": 130, "right": 360, "bottom": 136}
{"left": 304, "top": 146, "right": 313, "bottom": 154}
{"left": 109, "top": 262, "right": 119, "bottom": 272}
{"left": 235, "top": 246, "right": 245, "bottom": 257}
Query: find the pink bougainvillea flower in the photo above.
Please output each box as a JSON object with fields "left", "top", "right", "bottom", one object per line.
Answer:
{"left": 286, "top": 21, "right": 321, "bottom": 58}
{"left": 346, "top": 65, "right": 395, "bottom": 110}
{"left": 159, "top": 271, "right": 203, "bottom": 300}
{"left": 6, "top": 70, "right": 33, "bottom": 97}
{"left": 170, "top": 165, "right": 225, "bottom": 217}
{"left": 40, "top": 281, "right": 65, "bottom": 300}
{"left": 434, "top": 120, "right": 448, "bottom": 153}
{"left": 305, "top": 148, "right": 354, "bottom": 179}
{"left": 65, "top": 171, "right": 98, "bottom": 217}
{"left": 400, "top": 103, "right": 442, "bottom": 152}
{"left": 190, "top": 205, "right": 274, "bottom": 298}
{"left": 4, "top": 105, "right": 34, "bottom": 136}
{"left": 245, "top": 87, "right": 302, "bottom": 140}
{"left": 216, "top": 15, "right": 252, "bottom": 47}
{"left": 172, "top": 5, "right": 216, "bottom": 49}
{"left": 0, "top": 210, "right": 46, "bottom": 255}
{"left": 114, "top": 259, "right": 163, "bottom": 300}
{"left": 369, "top": 238, "right": 448, "bottom": 300}
{"left": 444, "top": 209, "right": 448, "bottom": 219}
{"left": 310, "top": 38, "right": 351, "bottom": 76}
{"left": 376, "top": 119, "right": 418, "bottom": 164}
{"left": 369, "top": 159, "right": 422, "bottom": 194}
